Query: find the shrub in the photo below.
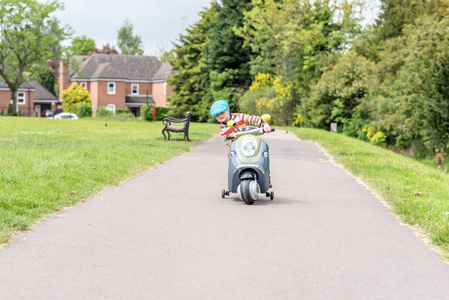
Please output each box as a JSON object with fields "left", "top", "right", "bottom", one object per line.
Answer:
{"left": 155, "top": 106, "right": 171, "bottom": 121}
{"left": 77, "top": 103, "right": 93, "bottom": 118}
{"left": 96, "top": 106, "right": 113, "bottom": 117}
{"left": 62, "top": 83, "right": 91, "bottom": 113}
{"left": 141, "top": 105, "right": 154, "bottom": 121}
{"left": 116, "top": 108, "right": 130, "bottom": 115}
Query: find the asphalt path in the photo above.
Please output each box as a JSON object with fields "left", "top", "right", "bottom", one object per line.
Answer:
{"left": 1, "top": 130, "right": 449, "bottom": 299}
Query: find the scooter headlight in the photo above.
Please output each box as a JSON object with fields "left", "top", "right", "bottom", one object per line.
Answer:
{"left": 241, "top": 137, "right": 258, "bottom": 157}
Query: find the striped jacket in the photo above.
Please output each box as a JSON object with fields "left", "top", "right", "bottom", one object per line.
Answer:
{"left": 220, "top": 113, "right": 263, "bottom": 146}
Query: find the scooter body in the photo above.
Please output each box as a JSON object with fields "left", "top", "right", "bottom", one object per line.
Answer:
{"left": 222, "top": 123, "right": 274, "bottom": 205}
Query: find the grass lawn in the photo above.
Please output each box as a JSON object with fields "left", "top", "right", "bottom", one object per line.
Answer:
{"left": 0, "top": 117, "right": 217, "bottom": 244}
{"left": 289, "top": 127, "right": 449, "bottom": 261}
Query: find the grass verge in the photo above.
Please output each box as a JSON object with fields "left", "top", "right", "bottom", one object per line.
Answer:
{"left": 0, "top": 117, "right": 217, "bottom": 244}
{"left": 288, "top": 127, "right": 449, "bottom": 261}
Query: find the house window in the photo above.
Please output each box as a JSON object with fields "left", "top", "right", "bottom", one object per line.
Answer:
{"left": 81, "top": 82, "right": 87, "bottom": 89}
{"left": 131, "top": 84, "right": 139, "bottom": 95}
{"left": 163, "top": 82, "right": 167, "bottom": 96}
{"left": 106, "top": 104, "right": 116, "bottom": 115}
{"left": 17, "top": 92, "right": 25, "bottom": 105}
{"left": 108, "top": 82, "right": 116, "bottom": 94}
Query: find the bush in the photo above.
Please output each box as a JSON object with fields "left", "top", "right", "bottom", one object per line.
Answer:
{"left": 77, "top": 103, "right": 93, "bottom": 118}
{"left": 96, "top": 106, "right": 113, "bottom": 117}
{"left": 155, "top": 106, "right": 171, "bottom": 121}
{"left": 141, "top": 105, "right": 154, "bottom": 121}
{"left": 116, "top": 108, "right": 130, "bottom": 115}
{"left": 62, "top": 83, "right": 91, "bottom": 113}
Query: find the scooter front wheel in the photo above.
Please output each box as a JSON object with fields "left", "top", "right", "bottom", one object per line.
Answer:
{"left": 240, "top": 179, "right": 258, "bottom": 205}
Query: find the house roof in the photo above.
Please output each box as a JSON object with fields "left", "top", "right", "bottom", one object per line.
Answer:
{"left": 0, "top": 80, "right": 35, "bottom": 89}
{"left": 70, "top": 54, "right": 175, "bottom": 81}
{"left": 27, "top": 80, "right": 58, "bottom": 101}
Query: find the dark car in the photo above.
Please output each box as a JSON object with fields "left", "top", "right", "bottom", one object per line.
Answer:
{"left": 43, "top": 110, "right": 56, "bottom": 118}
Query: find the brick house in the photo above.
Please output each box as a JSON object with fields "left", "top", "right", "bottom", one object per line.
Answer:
{"left": 59, "top": 54, "right": 175, "bottom": 117}
{"left": 0, "top": 80, "right": 59, "bottom": 117}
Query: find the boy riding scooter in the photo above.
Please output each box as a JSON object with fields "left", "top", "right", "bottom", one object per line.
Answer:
{"left": 210, "top": 100, "right": 272, "bottom": 146}
{"left": 211, "top": 100, "right": 275, "bottom": 205}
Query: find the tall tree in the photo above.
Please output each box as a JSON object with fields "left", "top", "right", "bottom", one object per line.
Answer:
{"left": 117, "top": 19, "right": 144, "bottom": 55}
{"left": 375, "top": 0, "right": 449, "bottom": 41}
{"left": 202, "top": 0, "right": 254, "bottom": 114}
{"left": 0, "top": 0, "right": 71, "bottom": 114}
{"left": 33, "top": 66, "right": 56, "bottom": 96}
{"left": 69, "top": 35, "right": 95, "bottom": 56}
{"left": 239, "top": 0, "right": 361, "bottom": 88}
{"left": 168, "top": 6, "right": 216, "bottom": 121}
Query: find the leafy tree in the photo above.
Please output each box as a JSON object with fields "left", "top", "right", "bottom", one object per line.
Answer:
{"left": 69, "top": 35, "right": 95, "bottom": 56}
{"left": 384, "top": 17, "right": 449, "bottom": 154}
{"left": 375, "top": 0, "right": 449, "bottom": 41}
{"left": 32, "top": 65, "right": 56, "bottom": 96}
{"left": 303, "top": 51, "right": 375, "bottom": 129}
{"left": 0, "top": 0, "right": 71, "bottom": 114}
{"left": 117, "top": 19, "right": 144, "bottom": 55}
{"left": 239, "top": 0, "right": 361, "bottom": 80}
{"left": 168, "top": 6, "right": 216, "bottom": 121}
{"left": 62, "top": 83, "right": 91, "bottom": 113}
{"left": 240, "top": 73, "right": 295, "bottom": 125}
{"left": 202, "top": 0, "right": 254, "bottom": 115}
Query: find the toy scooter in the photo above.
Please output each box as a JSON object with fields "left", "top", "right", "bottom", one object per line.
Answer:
{"left": 221, "top": 114, "right": 275, "bottom": 205}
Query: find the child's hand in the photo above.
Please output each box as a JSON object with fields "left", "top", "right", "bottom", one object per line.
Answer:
{"left": 263, "top": 122, "right": 271, "bottom": 133}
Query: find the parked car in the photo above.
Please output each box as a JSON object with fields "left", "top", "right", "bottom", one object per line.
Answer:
{"left": 54, "top": 113, "right": 78, "bottom": 119}
{"left": 43, "top": 110, "right": 56, "bottom": 118}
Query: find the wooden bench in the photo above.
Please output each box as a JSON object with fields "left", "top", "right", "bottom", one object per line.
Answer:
{"left": 161, "top": 111, "right": 191, "bottom": 141}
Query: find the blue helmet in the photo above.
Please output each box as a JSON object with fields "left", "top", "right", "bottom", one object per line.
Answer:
{"left": 210, "top": 100, "right": 229, "bottom": 117}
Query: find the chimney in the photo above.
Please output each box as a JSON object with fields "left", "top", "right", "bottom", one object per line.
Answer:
{"left": 59, "top": 59, "right": 71, "bottom": 100}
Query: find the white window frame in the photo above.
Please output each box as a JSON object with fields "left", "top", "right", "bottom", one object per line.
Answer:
{"left": 81, "top": 82, "right": 87, "bottom": 89}
{"left": 107, "top": 82, "right": 116, "bottom": 95}
{"left": 131, "top": 83, "right": 139, "bottom": 95}
{"left": 17, "top": 92, "right": 26, "bottom": 105}
{"left": 106, "top": 104, "right": 116, "bottom": 115}
{"left": 163, "top": 82, "right": 167, "bottom": 96}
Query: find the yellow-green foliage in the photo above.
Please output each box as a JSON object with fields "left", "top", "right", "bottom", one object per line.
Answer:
{"left": 243, "top": 73, "right": 295, "bottom": 125}
{"left": 62, "top": 83, "right": 91, "bottom": 113}
{"left": 364, "top": 126, "right": 387, "bottom": 145}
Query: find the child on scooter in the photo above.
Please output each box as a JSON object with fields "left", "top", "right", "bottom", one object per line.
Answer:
{"left": 210, "top": 100, "right": 271, "bottom": 146}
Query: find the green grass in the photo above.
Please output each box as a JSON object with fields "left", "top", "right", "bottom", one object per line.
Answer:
{"left": 0, "top": 117, "right": 217, "bottom": 244}
{"left": 289, "top": 127, "right": 449, "bottom": 261}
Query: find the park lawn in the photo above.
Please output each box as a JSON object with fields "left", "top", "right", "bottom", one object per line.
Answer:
{"left": 0, "top": 117, "right": 217, "bottom": 244}
{"left": 289, "top": 127, "right": 449, "bottom": 261}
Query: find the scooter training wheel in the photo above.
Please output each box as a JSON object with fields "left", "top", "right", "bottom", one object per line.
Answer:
{"left": 270, "top": 191, "right": 274, "bottom": 200}
{"left": 221, "top": 189, "right": 226, "bottom": 198}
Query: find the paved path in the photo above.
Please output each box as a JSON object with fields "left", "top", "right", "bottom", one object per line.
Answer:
{"left": 1, "top": 131, "right": 449, "bottom": 299}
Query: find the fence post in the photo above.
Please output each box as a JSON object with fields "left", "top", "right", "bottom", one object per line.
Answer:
{"left": 330, "top": 122, "right": 337, "bottom": 132}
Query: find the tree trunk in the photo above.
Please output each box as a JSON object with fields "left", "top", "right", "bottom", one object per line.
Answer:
{"left": 7, "top": 86, "right": 18, "bottom": 115}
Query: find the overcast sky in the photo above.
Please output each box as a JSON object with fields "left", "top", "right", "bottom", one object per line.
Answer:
{"left": 54, "top": 0, "right": 380, "bottom": 57}
{"left": 54, "top": 0, "right": 213, "bottom": 56}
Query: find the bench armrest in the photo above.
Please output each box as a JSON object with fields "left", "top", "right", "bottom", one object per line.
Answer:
{"left": 162, "top": 117, "right": 187, "bottom": 126}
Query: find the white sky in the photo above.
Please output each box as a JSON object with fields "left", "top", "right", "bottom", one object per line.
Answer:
{"left": 54, "top": 0, "right": 213, "bottom": 56}
{"left": 53, "top": 0, "right": 381, "bottom": 56}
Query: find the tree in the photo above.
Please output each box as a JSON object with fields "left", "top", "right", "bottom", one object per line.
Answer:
{"left": 202, "top": 0, "right": 254, "bottom": 114}
{"left": 375, "top": 0, "right": 449, "bottom": 41}
{"left": 62, "top": 83, "right": 91, "bottom": 113}
{"left": 69, "top": 35, "right": 95, "bottom": 56}
{"left": 168, "top": 6, "right": 216, "bottom": 121}
{"left": 238, "top": 0, "right": 362, "bottom": 91}
{"left": 303, "top": 51, "right": 375, "bottom": 129}
{"left": 0, "top": 0, "right": 71, "bottom": 114}
{"left": 117, "top": 19, "right": 144, "bottom": 55}
{"left": 32, "top": 65, "right": 56, "bottom": 96}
